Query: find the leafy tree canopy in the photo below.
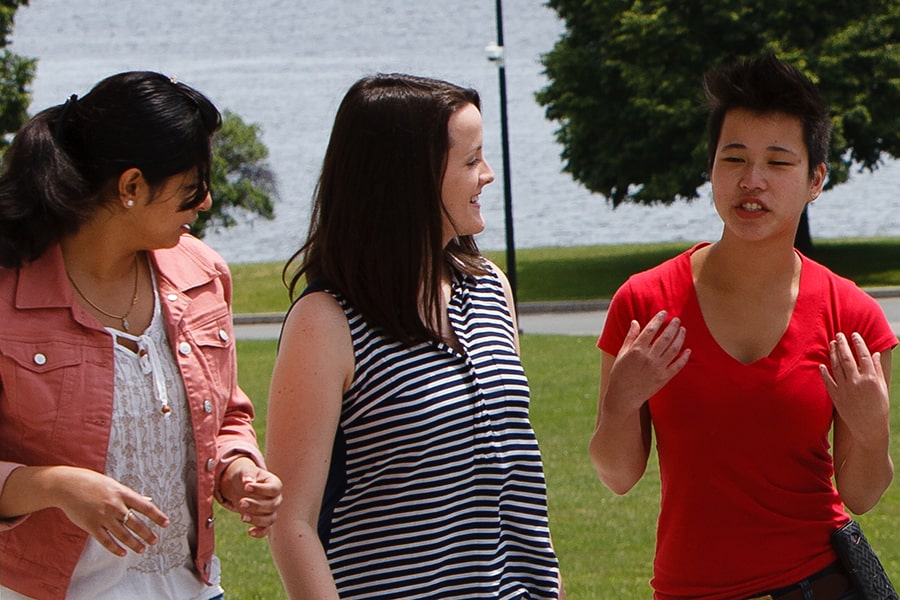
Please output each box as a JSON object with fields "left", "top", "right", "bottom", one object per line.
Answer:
{"left": 196, "top": 109, "right": 277, "bottom": 237}
{"left": 537, "top": 0, "right": 900, "bottom": 207}
{"left": 0, "top": 0, "right": 35, "bottom": 153}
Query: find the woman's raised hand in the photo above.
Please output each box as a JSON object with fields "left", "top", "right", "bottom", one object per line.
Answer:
{"left": 820, "top": 331, "right": 890, "bottom": 442}
{"left": 604, "top": 310, "right": 690, "bottom": 415}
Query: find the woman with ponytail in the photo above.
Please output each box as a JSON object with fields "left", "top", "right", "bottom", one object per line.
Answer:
{"left": 0, "top": 71, "right": 281, "bottom": 600}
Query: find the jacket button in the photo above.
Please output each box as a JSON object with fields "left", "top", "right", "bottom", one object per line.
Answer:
{"left": 167, "top": 293, "right": 178, "bottom": 302}
{"left": 204, "top": 400, "right": 213, "bottom": 413}
{"left": 33, "top": 353, "right": 47, "bottom": 366}
{"left": 218, "top": 329, "right": 229, "bottom": 342}
{"left": 179, "top": 342, "right": 192, "bottom": 355}
{"left": 206, "top": 458, "right": 216, "bottom": 471}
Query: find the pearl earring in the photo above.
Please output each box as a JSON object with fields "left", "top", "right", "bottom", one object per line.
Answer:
{"left": 125, "top": 200, "right": 135, "bottom": 208}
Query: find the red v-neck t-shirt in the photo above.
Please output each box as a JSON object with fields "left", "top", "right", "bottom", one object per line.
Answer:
{"left": 598, "top": 243, "right": 897, "bottom": 599}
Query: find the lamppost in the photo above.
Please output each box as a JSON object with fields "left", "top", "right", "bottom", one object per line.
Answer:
{"left": 485, "top": 0, "right": 518, "bottom": 312}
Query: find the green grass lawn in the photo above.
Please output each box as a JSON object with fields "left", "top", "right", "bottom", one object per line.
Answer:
{"left": 229, "top": 237, "right": 900, "bottom": 314}
{"left": 220, "top": 335, "right": 900, "bottom": 599}
{"left": 219, "top": 239, "right": 900, "bottom": 598}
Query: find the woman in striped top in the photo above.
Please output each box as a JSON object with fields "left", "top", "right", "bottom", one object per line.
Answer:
{"left": 266, "top": 73, "right": 563, "bottom": 599}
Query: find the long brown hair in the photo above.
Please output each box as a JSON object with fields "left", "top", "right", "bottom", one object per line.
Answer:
{"left": 285, "top": 73, "right": 489, "bottom": 345}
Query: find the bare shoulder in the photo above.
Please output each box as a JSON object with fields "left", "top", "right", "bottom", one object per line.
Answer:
{"left": 480, "top": 258, "right": 520, "bottom": 347}
{"left": 279, "top": 292, "right": 353, "bottom": 359}
{"left": 283, "top": 290, "right": 348, "bottom": 334}
{"left": 481, "top": 257, "right": 512, "bottom": 288}
{"left": 482, "top": 258, "right": 514, "bottom": 302}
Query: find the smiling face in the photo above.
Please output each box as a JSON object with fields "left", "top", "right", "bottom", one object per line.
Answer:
{"left": 440, "top": 103, "right": 494, "bottom": 247}
{"left": 710, "top": 108, "right": 826, "bottom": 244}
{"left": 130, "top": 168, "right": 212, "bottom": 249}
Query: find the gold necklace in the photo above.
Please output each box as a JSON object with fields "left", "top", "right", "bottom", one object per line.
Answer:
{"left": 67, "top": 255, "right": 140, "bottom": 332}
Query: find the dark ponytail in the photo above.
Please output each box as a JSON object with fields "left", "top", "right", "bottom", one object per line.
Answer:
{"left": 0, "top": 104, "right": 90, "bottom": 266}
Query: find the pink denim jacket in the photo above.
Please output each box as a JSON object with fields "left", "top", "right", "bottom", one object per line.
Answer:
{"left": 0, "top": 235, "right": 265, "bottom": 599}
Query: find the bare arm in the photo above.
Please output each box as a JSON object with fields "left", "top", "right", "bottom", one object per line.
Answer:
{"left": 589, "top": 351, "right": 653, "bottom": 494}
{"left": 266, "top": 292, "right": 354, "bottom": 599}
{"left": 822, "top": 333, "right": 893, "bottom": 514}
{"left": 589, "top": 311, "right": 689, "bottom": 494}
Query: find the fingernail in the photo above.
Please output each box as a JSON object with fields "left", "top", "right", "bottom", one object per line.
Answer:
{"left": 242, "top": 515, "right": 251, "bottom": 523}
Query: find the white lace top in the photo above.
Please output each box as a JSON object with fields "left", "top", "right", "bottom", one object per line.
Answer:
{"left": 2, "top": 272, "right": 224, "bottom": 600}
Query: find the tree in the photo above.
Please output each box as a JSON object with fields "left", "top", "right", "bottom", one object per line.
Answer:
{"left": 0, "top": 0, "right": 36, "bottom": 153}
{"left": 195, "top": 109, "right": 277, "bottom": 238}
{"left": 537, "top": 0, "right": 900, "bottom": 249}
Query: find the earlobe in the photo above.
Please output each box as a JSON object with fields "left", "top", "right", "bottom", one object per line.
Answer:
{"left": 807, "top": 164, "right": 826, "bottom": 203}
{"left": 812, "top": 163, "right": 827, "bottom": 195}
{"left": 118, "top": 167, "right": 146, "bottom": 208}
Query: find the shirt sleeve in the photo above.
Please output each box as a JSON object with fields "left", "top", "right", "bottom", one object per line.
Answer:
{"left": 844, "top": 288, "right": 898, "bottom": 354}
{"left": 597, "top": 279, "right": 639, "bottom": 356}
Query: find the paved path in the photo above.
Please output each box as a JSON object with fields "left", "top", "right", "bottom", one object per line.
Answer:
{"left": 234, "top": 289, "right": 900, "bottom": 340}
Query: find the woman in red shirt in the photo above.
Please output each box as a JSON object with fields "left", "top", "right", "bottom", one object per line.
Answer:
{"left": 591, "top": 55, "right": 894, "bottom": 599}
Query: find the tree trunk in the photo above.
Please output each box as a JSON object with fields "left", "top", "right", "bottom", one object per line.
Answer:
{"left": 794, "top": 205, "right": 814, "bottom": 255}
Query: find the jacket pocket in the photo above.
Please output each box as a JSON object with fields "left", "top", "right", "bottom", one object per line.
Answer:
{"left": 0, "top": 339, "right": 84, "bottom": 447}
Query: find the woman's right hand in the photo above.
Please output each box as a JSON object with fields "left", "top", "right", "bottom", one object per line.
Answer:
{"left": 603, "top": 310, "right": 690, "bottom": 416}
{"left": 590, "top": 310, "right": 690, "bottom": 494}
{"left": 0, "top": 465, "right": 169, "bottom": 556}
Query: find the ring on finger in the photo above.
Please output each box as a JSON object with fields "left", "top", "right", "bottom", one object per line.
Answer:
{"left": 121, "top": 508, "right": 134, "bottom": 527}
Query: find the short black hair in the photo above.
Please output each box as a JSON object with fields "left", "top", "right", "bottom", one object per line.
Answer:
{"left": 704, "top": 53, "right": 830, "bottom": 178}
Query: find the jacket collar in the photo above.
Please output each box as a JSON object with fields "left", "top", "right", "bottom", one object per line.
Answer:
{"left": 16, "top": 244, "right": 73, "bottom": 310}
{"left": 149, "top": 237, "right": 222, "bottom": 294}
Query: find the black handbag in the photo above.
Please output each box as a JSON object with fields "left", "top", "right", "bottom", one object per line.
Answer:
{"left": 832, "top": 520, "right": 899, "bottom": 600}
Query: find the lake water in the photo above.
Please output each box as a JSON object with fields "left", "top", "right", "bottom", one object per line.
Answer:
{"left": 10, "top": 0, "right": 900, "bottom": 263}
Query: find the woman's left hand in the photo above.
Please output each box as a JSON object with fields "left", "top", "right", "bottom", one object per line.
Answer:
{"left": 819, "top": 331, "right": 890, "bottom": 443}
{"left": 220, "top": 456, "right": 283, "bottom": 538}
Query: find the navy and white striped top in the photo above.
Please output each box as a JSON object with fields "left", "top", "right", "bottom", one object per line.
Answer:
{"left": 313, "top": 264, "right": 560, "bottom": 599}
